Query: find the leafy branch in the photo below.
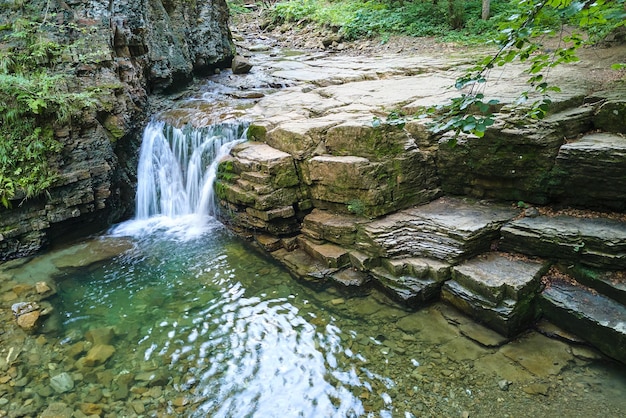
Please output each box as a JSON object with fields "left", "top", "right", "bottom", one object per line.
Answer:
{"left": 427, "top": 0, "right": 625, "bottom": 138}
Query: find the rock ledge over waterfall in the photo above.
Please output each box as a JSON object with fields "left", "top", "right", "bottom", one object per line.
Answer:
{"left": 0, "top": 0, "right": 234, "bottom": 260}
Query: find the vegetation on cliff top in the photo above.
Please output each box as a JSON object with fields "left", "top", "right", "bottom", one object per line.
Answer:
{"left": 0, "top": 6, "right": 107, "bottom": 208}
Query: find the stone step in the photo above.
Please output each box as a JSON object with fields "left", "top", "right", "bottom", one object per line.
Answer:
{"left": 297, "top": 236, "right": 350, "bottom": 268}
{"left": 236, "top": 178, "right": 274, "bottom": 195}
{"left": 245, "top": 205, "right": 295, "bottom": 222}
{"left": 240, "top": 170, "right": 272, "bottom": 185}
{"left": 357, "top": 197, "right": 518, "bottom": 263}
{"left": 500, "top": 215, "right": 626, "bottom": 269}
{"left": 540, "top": 278, "right": 626, "bottom": 365}
{"left": 301, "top": 209, "right": 364, "bottom": 246}
{"left": 370, "top": 267, "right": 443, "bottom": 306}
{"left": 559, "top": 264, "right": 626, "bottom": 306}
{"left": 441, "top": 253, "right": 549, "bottom": 336}
{"left": 372, "top": 257, "right": 451, "bottom": 306}
{"left": 270, "top": 247, "right": 334, "bottom": 284}
{"left": 381, "top": 257, "right": 451, "bottom": 282}
{"left": 219, "top": 182, "right": 300, "bottom": 211}
{"left": 550, "top": 133, "right": 626, "bottom": 211}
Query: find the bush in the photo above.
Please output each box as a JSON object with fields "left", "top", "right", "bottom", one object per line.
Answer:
{"left": 0, "top": 15, "right": 104, "bottom": 207}
{"left": 268, "top": 0, "right": 510, "bottom": 43}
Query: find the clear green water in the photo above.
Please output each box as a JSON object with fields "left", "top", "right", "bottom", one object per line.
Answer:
{"left": 2, "top": 219, "right": 626, "bottom": 417}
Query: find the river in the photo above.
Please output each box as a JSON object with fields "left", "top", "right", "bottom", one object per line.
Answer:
{"left": 1, "top": 46, "right": 625, "bottom": 417}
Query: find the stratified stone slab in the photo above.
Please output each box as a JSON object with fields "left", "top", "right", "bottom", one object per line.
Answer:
{"left": 330, "top": 268, "right": 370, "bottom": 287}
{"left": 437, "top": 124, "right": 563, "bottom": 204}
{"left": 382, "top": 257, "right": 451, "bottom": 282}
{"left": 301, "top": 209, "right": 364, "bottom": 246}
{"left": 550, "top": 133, "right": 626, "bottom": 211}
{"left": 442, "top": 253, "right": 548, "bottom": 336}
{"left": 500, "top": 332, "right": 574, "bottom": 377}
{"left": 357, "top": 197, "right": 518, "bottom": 263}
{"left": 541, "top": 279, "right": 626, "bottom": 365}
{"left": 500, "top": 215, "right": 626, "bottom": 269}
{"left": 371, "top": 257, "right": 450, "bottom": 306}
{"left": 297, "top": 236, "right": 350, "bottom": 268}
{"left": 232, "top": 142, "right": 299, "bottom": 188}
{"left": 270, "top": 248, "right": 334, "bottom": 284}
{"left": 371, "top": 266, "right": 442, "bottom": 306}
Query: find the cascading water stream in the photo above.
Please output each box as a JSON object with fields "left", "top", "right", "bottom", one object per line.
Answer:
{"left": 136, "top": 120, "right": 246, "bottom": 218}
{"left": 113, "top": 119, "right": 247, "bottom": 238}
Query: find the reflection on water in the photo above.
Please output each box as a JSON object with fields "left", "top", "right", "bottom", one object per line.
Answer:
{"left": 51, "top": 221, "right": 386, "bottom": 416}
{"left": 1, "top": 115, "right": 625, "bottom": 415}
{"left": 1, "top": 218, "right": 625, "bottom": 417}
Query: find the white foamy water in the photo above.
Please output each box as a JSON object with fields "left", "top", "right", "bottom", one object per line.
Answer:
{"left": 111, "top": 120, "right": 246, "bottom": 239}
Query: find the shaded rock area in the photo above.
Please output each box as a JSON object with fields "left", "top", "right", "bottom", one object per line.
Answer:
{"left": 442, "top": 254, "right": 548, "bottom": 336}
{"left": 0, "top": 0, "right": 234, "bottom": 260}
{"left": 541, "top": 278, "right": 626, "bottom": 364}
{"left": 550, "top": 132, "right": 626, "bottom": 211}
{"left": 500, "top": 215, "right": 626, "bottom": 269}
{"left": 214, "top": 33, "right": 626, "bottom": 364}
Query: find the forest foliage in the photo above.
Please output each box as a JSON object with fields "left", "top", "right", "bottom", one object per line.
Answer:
{"left": 259, "top": 0, "right": 625, "bottom": 136}
{"left": 0, "top": 8, "right": 106, "bottom": 208}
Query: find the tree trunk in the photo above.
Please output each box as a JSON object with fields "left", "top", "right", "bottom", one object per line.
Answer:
{"left": 482, "top": 0, "right": 491, "bottom": 20}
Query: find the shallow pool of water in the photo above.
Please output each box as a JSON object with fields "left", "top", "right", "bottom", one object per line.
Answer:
{"left": 1, "top": 218, "right": 626, "bottom": 417}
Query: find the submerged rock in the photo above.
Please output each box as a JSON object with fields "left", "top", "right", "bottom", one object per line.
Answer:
{"left": 50, "top": 372, "right": 75, "bottom": 394}
{"left": 82, "top": 344, "right": 116, "bottom": 367}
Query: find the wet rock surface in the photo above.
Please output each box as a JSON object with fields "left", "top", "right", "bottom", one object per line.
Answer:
{"left": 541, "top": 278, "right": 626, "bottom": 364}
{"left": 442, "top": 254, "right": 548, "bottom": 336}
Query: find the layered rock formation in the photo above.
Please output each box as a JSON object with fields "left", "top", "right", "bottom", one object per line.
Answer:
{"left": 0, "top": 0, "right": 234, "bottom": 259}
{"left": 214, "top": 49, "right": 626, "bottom": 363}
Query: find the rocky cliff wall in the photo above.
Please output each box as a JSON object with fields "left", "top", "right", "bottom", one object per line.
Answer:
{"left": 0, "top": 0, "right": 234, "bottom": 259}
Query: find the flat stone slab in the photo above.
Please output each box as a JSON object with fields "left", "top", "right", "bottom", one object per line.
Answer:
{"left": 500, "top": 215, "right": 626, "bottom": 269}
{"left": 52, "top": 237, "right": 134, "bottom": 270}
{"left": 231, "top": 142, "right": 299, "bottom": 188}
{"left": 270, "top": 248, "right": 332, "bottom": 283}
{"left": 541, "top": 279, "right": 626, "bottom": 364}
{"left": 357, "top": 197, "right": 518, "bottom": 263}
{"left": 441, "top": 253, "right": 547, "bottom": 336}
{"left": 500, "top": 332, "right": 574, "bottom": 377}
{"left": 382, "top": 257, "right": 451, "bottom": 282}
{"left": 330, "top": 268, "right": 370, "bottom": 287}
{"left": 451, "top": 254, "right": 547, "bottom": 304}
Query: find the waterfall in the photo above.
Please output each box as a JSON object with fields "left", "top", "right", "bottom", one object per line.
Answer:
{"left": 136, "top": 120, "right": 246, "bottom": 218}
{"left": 112, "top": 120, "right": 246, "bottom": 238}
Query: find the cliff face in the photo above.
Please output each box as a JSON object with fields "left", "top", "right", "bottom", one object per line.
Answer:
{"left": 0, "top": 0, "right": 234, "bottom": 259}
